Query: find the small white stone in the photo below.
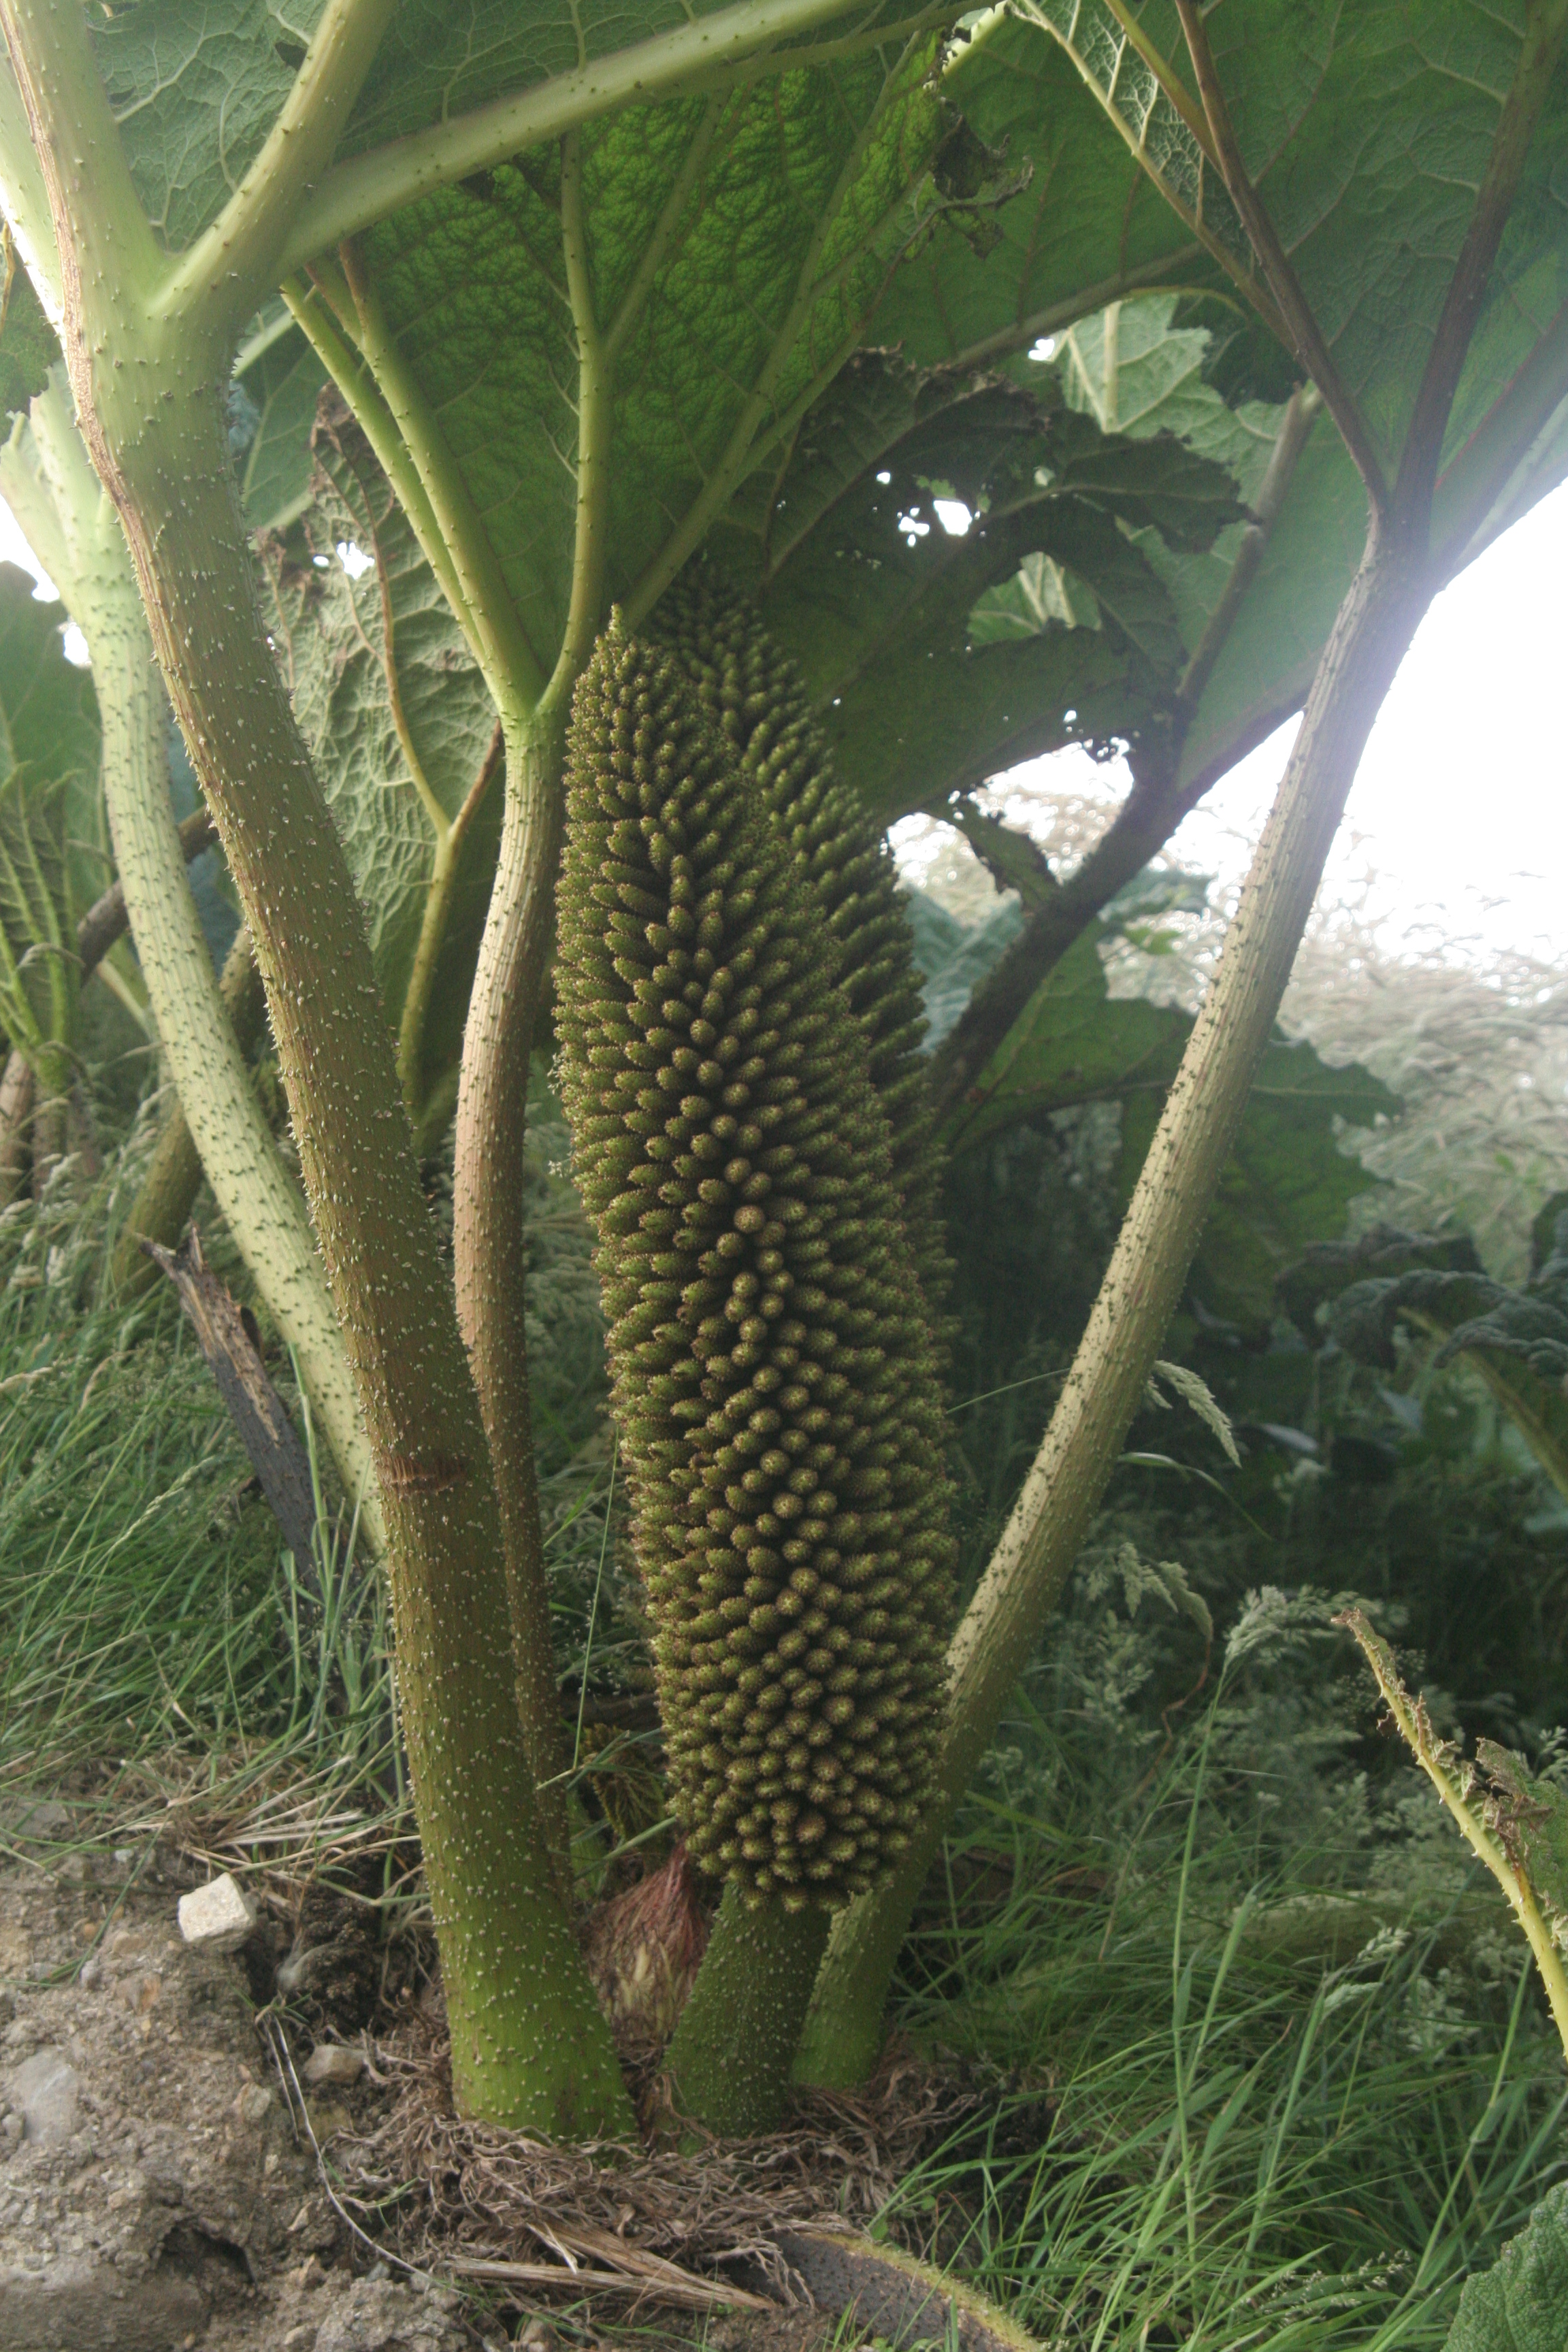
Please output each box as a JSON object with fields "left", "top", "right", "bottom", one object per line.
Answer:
{"left": 301, "top": 2044, "right": 364, "bottom": 2088}
{"left": 176, "top": 1874, "right": 258, "bottom": 1953}
{"left": 77, "top": 1957, "right": 101, "bottom": 1990}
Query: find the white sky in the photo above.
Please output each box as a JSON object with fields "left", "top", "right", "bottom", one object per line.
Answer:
{"left": 3, "top": 472, "right": 1563, "bottom": 960}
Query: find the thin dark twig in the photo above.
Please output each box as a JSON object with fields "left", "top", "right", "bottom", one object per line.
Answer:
{"left": 75, "top": 806, "right": 215, "bottom": 978}
{"left": 1171, "top": 0, "right": 1389, "bottom": 512}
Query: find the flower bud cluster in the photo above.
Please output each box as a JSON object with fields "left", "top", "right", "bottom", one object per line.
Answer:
{"left": 556, "top": 625, "right": 954, "bottom": 1910}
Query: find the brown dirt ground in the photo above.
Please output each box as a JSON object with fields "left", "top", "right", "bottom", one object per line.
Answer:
{"left": 0, "top": 1810, "right": 847, "bottom": 2352}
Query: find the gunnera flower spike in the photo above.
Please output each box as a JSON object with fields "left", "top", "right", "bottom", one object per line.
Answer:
{"left": 555, "top": 619, "right": 955, "bottom": 1912}
{"left": 651, "top": 570, "right": 951, "bottom": 1335}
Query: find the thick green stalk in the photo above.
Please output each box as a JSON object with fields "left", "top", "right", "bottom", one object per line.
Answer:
{"left": 283, "top": 273, "right": 480, "bottom": 659}
{"left": 396, "top": 821, "right": 460, "bottom": 1122}
{"left": 293, "top": 238, "right": 574, "bottom": 1848}
{"left": 112, "top": 926, "right": 269, "bottom": 1301}
{"left": 116, "top": 434, "right": 625, "bottom": 2132}
{"left": 2, "top": 385, "right": 386, "bottom": 1555}
{"left": 664, "top": 1890, "right": 830, "bottom": 2136}
{"left": 0, "top": 0, "right": 631, "bottom": 2136}
{"left": 451, "top": 700, "right": 574, "bottom": 1834}
{"left": 451, "top": 132, "right": 613, "bottom": 1867}
{"left": 337, "top": 241, "right": 545, "bottom": 711}
{"left": 796, "top": 524, "right": 1432, "bottom": 2085}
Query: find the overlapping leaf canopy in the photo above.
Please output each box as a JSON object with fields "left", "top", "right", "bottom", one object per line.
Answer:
{"left": 83, "top": 0, "right": 1568, "bottom": 839}
{"left": 40, "top": 0, "right": 1568, "bottom": 802}
{"left": 724, "top": 347, "right": 1245, "bottom": 811}
{"left": 5, "top": 0, "right": 1564, "bottom": 1290}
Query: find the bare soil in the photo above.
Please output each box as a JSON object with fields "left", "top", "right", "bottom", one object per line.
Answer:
{"left": 0, "top": 1814, "right": 485, "bottom": 2351}
{"left": 0, "top": 1811, "right": 846, "bottom": 2352}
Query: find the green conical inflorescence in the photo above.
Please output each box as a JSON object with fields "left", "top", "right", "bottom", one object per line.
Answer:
{"left": 556, "top": 621, "right": 954, "bottom": 1910}
{"left": 651, "top": 571, "right": 950, "bottom": 1328}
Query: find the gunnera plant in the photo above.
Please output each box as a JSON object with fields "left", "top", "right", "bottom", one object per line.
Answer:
{"left": 555, "top": 619, "right": 956, "bottom": 1968}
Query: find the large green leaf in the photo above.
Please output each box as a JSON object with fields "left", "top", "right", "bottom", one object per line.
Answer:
{"left": 870, "top": 15, "right": 1201, "bottom": 368}
{"left": 878, "top": 2, "right": 1568, "bottom": 809}
{"left": 944, "top": 917, "right": 1192, "bottom": 1150}
{"left": 90, "top": 0, "right": 327, "bottom": 254}
{"left": 839, "top": 20, "right": 1338, "bottom": 800}
{"left": 717, "top": 347, "right": 1244, "bottom": 816}
{"left": 1055, "top": 293, "right": 1275, "bottom": 462}
{"left": 90, "top": 0, "right": 938, "bottom": 256}
{"left": 95, "top": 0, "right": 1275, "bottom": 843}
{"left": 1027, "top": 285, "right": 1371, "bottom": 787}
{"left": 92, "top": 0, "right": 983, "bottom": 700}
{"left": 1443, "top": 2183, "right": 1568, "bottom": 2352}
{"left": 1024, "top": 1, "right": 1568, "bottom": 481}
{"left": 348, "top": 45, "right": 954, "bottom": 668}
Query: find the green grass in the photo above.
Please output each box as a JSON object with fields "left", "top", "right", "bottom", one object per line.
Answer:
{"left": 5, "top": 1163, "right": 1567, "bottom": 2350}
{"left": 0, "top": 1154, "right": 399, "bottom": 1820}
{"left": 872, "top": 1689, "right": 1567, "bottom": 2349}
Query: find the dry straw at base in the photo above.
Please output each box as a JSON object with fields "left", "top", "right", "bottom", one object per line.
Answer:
{"left": 555, "top": 620, "right": 954, "bottom": 1910}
